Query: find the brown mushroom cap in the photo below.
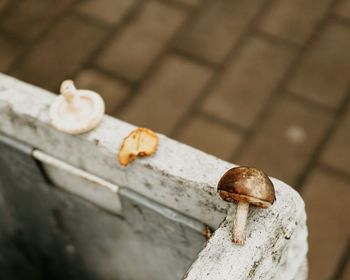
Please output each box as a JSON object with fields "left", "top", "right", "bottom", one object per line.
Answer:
{"left": 217, "top": 166, "right": 275, "bottom": 208}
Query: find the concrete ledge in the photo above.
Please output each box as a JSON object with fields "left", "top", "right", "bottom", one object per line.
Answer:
{"left": 185, "top": 208, "right": 307, "bottom": 279}
{"left": 0, "top": 74, "right": 308, "bottom": 279}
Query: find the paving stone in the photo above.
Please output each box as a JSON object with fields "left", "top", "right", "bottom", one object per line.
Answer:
{"left": 176, "top": 115, "right": 243, "bottom": 161}
{"left": 174, "top": 0, "right": 264, "bottom": 64}
{"left": 174, "top": 0, "right": 202, "bottom": 7}
{"left": 302, "top": 168, "right": 350, "bottom": 280}
{"left": 75, "top": 69, "right": 130, "bottom": 115}
{"left": 201, "top": 35, "right": 295, "bottom": 128}
{"left": 97, "top": 1, "right": 186, "bottom": 81}
{"left": 237, "top": 96, "right": 331, "bottom": 186}
{"left": 334, "top": 0, "right": 350, "bottom": 18}
{"left": 0, "top": 0, "right": 73, "bottom": 40}
{"left": 341, "top": 260, "right": 350, "bottom": 280}
{"left": 0, "top": 0, "right": 9, "bottom": 11}
{"left": 258, "top": 0, "right": 332, "bottom": 44}
{"left": 321, "top": 105, "right": 350, "bottom": 176}
{"left": 77, "top": 0, "right": 138, "bottom": 25}
{"left": 119, "top": 55, "right": 212, "bottom": 134}
{"left": 11, "top": 15, "right": 107, "bottom": 91}
{"left": 288, "top": 21, "right": 350, "bottom": 109}
{"left": 0, "top": 34, "right": 21, "bottom": 72}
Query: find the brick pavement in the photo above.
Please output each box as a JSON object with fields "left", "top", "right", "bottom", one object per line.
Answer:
{"left": 335, "top": 0, "right": 350, "bottom": 18}
{"left": 258, "top": 0, "right": 333, "bottom": 44}
{"left": 0, "top": 0, "right": 349, "bottom": 279}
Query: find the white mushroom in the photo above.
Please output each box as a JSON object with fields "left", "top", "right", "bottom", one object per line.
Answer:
{"left": 50, "top": 80, "right": 105, "bottom": 135}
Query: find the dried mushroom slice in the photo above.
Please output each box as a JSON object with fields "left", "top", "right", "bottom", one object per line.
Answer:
{"left": 118, "top": 128, "right": 159, "bottom": 166}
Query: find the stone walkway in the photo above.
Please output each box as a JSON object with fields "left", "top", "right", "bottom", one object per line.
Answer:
{"left": 0, "top": 0, "right": 349, "bottom": 279}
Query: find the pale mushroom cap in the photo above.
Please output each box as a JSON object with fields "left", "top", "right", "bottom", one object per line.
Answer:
{"left": 217, "top": 166, "right": 275, "bottom": 208}
{"left": 50, "top": 81, "right": 105, "bottom": 135}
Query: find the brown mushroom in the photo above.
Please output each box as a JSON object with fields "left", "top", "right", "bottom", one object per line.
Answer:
{"left": 217, "top": 166, "right": 275, "bottom": 245}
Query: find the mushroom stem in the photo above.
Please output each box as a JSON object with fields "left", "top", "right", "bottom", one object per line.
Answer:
{"left": 232, "top": 201, "right": 249, "bottom": 245}
{"left": 60, "top": 80, "right": 80, "bottom": 111}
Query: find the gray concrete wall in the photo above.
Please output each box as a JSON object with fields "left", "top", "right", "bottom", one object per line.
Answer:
{"left": 0, "top": 74, "right": 308, "bottom": 279}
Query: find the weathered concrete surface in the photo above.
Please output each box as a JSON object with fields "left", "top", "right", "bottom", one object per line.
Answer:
{"left": 0, "top": 133, "right": 92, "bottom": 280}
{"left": 184, "top": 188, "right": 307, "bottom": 280}
{"left": 0, "top": 134, "right": 207, "bottom": 280}
{"left": 0, "top": 74, "right": 308, "bottom": 279}
{"left": 33, "top": 149, "right": 122, "bottom": 215}
{"left": 0, "top": 73, "right": 229, "bottom": 229}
